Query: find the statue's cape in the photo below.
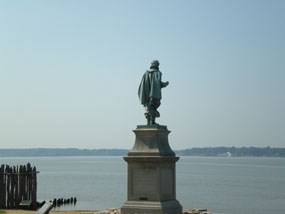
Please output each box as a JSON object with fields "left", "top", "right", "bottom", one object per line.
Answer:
{"left": 138, "top": 69, "right": 162, "bottom": 106}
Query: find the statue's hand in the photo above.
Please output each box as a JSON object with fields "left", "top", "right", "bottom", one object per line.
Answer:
{"left": 161, "top": 81, "right": 169, "bottom": 88}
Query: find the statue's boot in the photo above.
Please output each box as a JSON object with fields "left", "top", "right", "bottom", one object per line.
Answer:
{"left": 155, "top": 110, "right": 160, "bottom": 118}
{"left": 150, "top": 115, "right": 157, "bottom": 125}
{"left": 147, "top": 118, "right": 151, "bottom": 125}
{"left": 145, "top": 112, "right": 151, "bottom": 125}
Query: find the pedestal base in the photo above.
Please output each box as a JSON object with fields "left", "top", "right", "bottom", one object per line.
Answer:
{"left": 121, "top": 200, "right": 182, "bottom": 214}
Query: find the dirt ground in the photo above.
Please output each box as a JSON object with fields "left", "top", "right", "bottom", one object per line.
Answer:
{"left": 1, "top": 209, "right": 122, "bottom": 214}
{"left": 2, "top": 210, "right": 85, "bottom": 214}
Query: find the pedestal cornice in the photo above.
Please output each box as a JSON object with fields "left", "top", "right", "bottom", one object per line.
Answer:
{"left": 128, "top": 125, "right": 175, "bottom": 157}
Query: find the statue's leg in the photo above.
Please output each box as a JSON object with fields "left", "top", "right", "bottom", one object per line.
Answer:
{"left": 145, "top": 112, "right": 151, "bottom": 125}
{"left": 145, "top": 106, "right": 151, "bottom": 125}
{"left": 155, "top": 99, "right": 161, "bottom": 118}
{"left": 149, "top": 98, "right": 158, "bottom": 125}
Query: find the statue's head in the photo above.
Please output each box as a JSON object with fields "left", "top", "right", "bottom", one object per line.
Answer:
{"left": 150, "top": 60, "right": 160, "bottom": 69}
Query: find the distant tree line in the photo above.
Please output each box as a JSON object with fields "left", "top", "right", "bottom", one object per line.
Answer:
{"left": 0, "top": 147, "right": 284, "bottom": 157}
{"left": 176, "top": 147, "right": 285, "bottom": 157}
{"left": 0, "top": 148, "right": 128, "bottom": 157}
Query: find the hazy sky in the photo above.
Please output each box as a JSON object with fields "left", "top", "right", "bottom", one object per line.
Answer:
{"left": 1, "top": 1, "right": 284, "bottom": 149}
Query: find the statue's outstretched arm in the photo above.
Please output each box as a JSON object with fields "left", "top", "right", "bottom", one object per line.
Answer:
{"left": 161, "top": 81, "right": 169, "bottom": 88}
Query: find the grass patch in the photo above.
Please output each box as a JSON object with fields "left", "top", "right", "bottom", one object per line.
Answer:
{"left": 0, "top": 211, "right": 6, "bottom": 214}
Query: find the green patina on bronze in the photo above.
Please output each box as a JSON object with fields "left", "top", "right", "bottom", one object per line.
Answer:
{"left": 138, "top": 60, "right": 169, "bottom": 125}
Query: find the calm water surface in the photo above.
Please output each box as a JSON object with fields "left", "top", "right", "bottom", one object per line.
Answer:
{"left": 1, "top": 156, "right": 285, "bottom": 214}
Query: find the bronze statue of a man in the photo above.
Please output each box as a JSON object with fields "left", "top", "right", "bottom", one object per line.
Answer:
{"left": 138, "top": 60, "right": 169, "bottom": 125}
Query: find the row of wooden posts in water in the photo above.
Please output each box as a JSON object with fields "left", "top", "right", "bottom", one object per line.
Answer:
{"left": 52, "top": 197, "right": 77, "bottom": 207}
{"left": 0, "top": 163, "right": 38, "bottom": 209}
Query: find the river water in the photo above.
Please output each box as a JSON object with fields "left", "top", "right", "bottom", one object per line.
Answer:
{"left": 1, "top": 156, "right": 285, "bottom": 214}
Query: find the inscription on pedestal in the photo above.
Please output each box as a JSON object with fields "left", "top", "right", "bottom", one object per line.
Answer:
{"left": 131, "top": 167, "right": 157, "bottom": 199}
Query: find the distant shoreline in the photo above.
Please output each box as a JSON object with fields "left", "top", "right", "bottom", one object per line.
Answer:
{"left": 0, "top": 147, "right": 284, "bottom": 157}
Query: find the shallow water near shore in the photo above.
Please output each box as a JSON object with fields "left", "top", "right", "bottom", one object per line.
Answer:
{"left": 1, "top": 156, "right": 285, "bottom": 214}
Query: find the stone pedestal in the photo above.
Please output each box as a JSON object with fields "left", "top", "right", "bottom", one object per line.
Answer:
{"left": 121, "top": 125, "right": 182, "bottom": 214}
